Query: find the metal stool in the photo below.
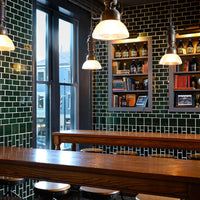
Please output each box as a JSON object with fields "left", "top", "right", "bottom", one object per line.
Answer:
{"left": 80, "top": 148, "right": 103, "bottom": 153}
{"left": 34, "top": 181, "right": 71, "bottom": 200}
{"left": 0, "top": 176, "right": 24, "bottom": 199}
{"left": 80, "top": 148, "right": 120, "bottom": 200}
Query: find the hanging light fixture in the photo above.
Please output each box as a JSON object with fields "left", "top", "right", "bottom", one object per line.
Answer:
{"left": 159, "top": 1, "right": 181, "bottom": 66}
{"left": 82, "top": 34, "right": 102, "bottom": 70}
{"left": 0, "top": 0, "right": 15, "bottom": 51}
{"left": 92, "top": 0, "right": 129, "bottom": 41}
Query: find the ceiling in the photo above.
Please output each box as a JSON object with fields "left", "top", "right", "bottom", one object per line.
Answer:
{"left": 97, "top": 0, "right": 167, "bottom": 6}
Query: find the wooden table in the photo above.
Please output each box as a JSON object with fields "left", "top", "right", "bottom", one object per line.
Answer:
{"left": 1, "top": 146, "right": 200, "bottom": 199}
{"left": 53, "top": 130, "right": 200, "bottom": 151}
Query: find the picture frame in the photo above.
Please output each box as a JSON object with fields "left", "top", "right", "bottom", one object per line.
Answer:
{"left": 136, "top": 95, "right": 148, "bottom": 107}
{"left": 176, "top": 94, "right": 194, "bottom": 107}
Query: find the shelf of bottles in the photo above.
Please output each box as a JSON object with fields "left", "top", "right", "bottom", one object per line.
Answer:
{"left": 108, "top": 37, "right": 152, "bottom": 111}
{"left": 169, "top": 33, "right": 200, "bottom": 112}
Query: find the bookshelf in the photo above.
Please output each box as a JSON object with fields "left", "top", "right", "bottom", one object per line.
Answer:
{"left": 169, "top": 33, "right": 200, "bottom": 112}
{"left": 108, "top": 36, "right": 152, "bottom": 111}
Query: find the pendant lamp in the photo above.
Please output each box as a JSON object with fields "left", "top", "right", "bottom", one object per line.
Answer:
{"left": 82, "top": 34, "right": 102, "bottom": 70}
{"left": 0, "top": 0, "right": 15, "bottom": 51}
{"left": 92, "top": 0, "right": 129, "bottom": 41}
{"left": 159, "top": 2, "right": 181, "bottom": 66}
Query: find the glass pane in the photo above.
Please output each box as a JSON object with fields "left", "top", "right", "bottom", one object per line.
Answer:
{"left": 59, "top": 19, "right": 73, "bottom": 83}
{"left": 60, "top": 85, "right": 73, "bottom": 131}
{"left": 36, "top": 84, "right": 49, "bottom": 149}
{"left": 36, "top": 10, "right": 48, "bottom": 81}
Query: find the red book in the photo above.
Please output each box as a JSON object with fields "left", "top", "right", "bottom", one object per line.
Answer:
{"left": 174, "top": 75, "right": 188, "bottom": 89}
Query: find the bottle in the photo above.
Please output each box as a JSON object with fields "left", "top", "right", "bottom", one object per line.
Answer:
{"left": 187, "top": 39, "right": 194, "bottom": 54}
{"left": 190, "top": 76, "right": 197, "bottom": 89}
{"left": 129, "top": 43, "right": 138, "bottom": 57}
{"left": 122, "top": 44, "right": 129, "bottom": 58}
{"left": 189, "top": 57, "right": 198, "bottom": 71}
{"left": 177, "top": 40, "right": 185, "bottom": 55}
{"left": 121, "top": 95, "right": 127, "bottom": 107}
{"left": 141, "top": 43, "right": 148, "bottom": 57}
{"left": 137, "top": 60, "right": 143, "bottom": 73}
{"left": 114, "top": 45, "right": 122, "bottom": 58}
{"left": 130, "top": 60, "right": 137, "bottom": 74}
{"left": 196, "top": 39, "right": 200, "bottom": 54}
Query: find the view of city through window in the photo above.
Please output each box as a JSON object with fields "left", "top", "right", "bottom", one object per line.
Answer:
{"left": 36, "top": 9, "right": 75, "bottom": 149}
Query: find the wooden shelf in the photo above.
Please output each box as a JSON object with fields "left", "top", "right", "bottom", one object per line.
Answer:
{"left": 108, "top": 36, "right": 152, "bottom": 112}
{"left": 112, "top": 90, "right": 148, "bottom": 93}
{"left": 174, "top": 89, "right": 200, "bottom": 92}
{"left": 113, "top": 73, "right": 148, "bottom": 77}
{"left": 112, "top": 56, "right": 148, "bottom": 61}
{"left": 169, "top": 33, "right": 200, "bottom": 112}
{"left": 178, "top": 53, "right": 200, "bottom": 57}
{"left": 174, "top": 71, "right": 200, "bottom": 75}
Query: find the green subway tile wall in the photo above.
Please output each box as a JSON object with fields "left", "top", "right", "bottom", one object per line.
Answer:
{"left": 0, "top": 0, "right": 33, "bottom": 199}
{"left": 93, "top": 0, "right": 200, "bottom": 136}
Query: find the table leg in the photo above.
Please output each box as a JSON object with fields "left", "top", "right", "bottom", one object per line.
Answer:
{"left": 188, "top": 183, "right": 200, "bottom": 200}
{"left": 72, "top": 143, "right": 77, "bottom": 151}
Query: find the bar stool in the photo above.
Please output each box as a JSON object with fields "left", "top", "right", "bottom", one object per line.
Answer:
{"left": 80, "top": 148, "right": 120, "bottom": 200}
{"left": 34, "top": 181, "right": 71, "bottom": 200}
{"left": 80, "top": 147, "right": 103, "bottom": 153}
{"left": 138, "top": 154, "right": 179, "bottom": 200}
{"left": 0, "top": 176, "right": 24, "bottom": 199}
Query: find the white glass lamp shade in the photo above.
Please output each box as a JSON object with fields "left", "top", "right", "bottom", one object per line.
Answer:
{"left": 159, "top": 53, "right": 182, "bottom": 66}
{"left": 0, "top": 34, "right": 15, "bottom": 51}
{"left": 82, "top": 59, "right": 102, "bottom": 70}
{"left": 92, "top": 19, "right": 129, "bottom": 41}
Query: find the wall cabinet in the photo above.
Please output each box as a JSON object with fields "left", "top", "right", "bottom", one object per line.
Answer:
{"left": 108, "top": 37, "right": 152, "bottom": 111}
{"left": 169, "top": 33, "right": 200, "bottom": 112}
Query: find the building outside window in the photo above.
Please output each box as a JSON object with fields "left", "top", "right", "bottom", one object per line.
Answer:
{"left": 35, "top": 7, "right": 78, "bottom": 149}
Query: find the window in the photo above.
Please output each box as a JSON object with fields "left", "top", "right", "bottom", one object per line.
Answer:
{"left": 35, "top": 7, "right": 78, "bottom": 149}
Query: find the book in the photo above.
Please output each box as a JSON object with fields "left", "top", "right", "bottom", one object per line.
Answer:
{"left": 136, "top": 95, "right": 148, "bottom": 107}
{"left": 174, "top": 75, "right": 190, "bottom": 89}
{"left": 126, "top": 94, "right": 136, "bottom": 107}
{"left": 112, "top": 79, "right": 125, "bottom": 90}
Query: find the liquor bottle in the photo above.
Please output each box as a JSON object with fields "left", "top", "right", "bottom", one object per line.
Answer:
{"left": 130, "top": 60, "right": 137, "bottom": 74}
{"left": 137, "top": 60, "right": 143, "bottom": 73}
{"left": 122, "top": 44, "right": 129, "bottom": 58}
{"left": 187, "top": 39, "right": 194, "bottom": 54}
{"left": 114, "top": 45, "right": 122, "bottom": 58}
{"left": 141, "top": 42, "right": 148, "bottom": 57}
{"left": 129, "top": 43, "right": 138, "bottom": 57}
{"left": 121, "top": 95, "right": 127, "bottom": 107}
{"left": 177, "top": 40, "right": 185, "bottom": 54}
{"left": 196, "top": 39, "right": 200, "bottom": 54}
{"left": 189, "top": 57, "right": 198, "bottom": 71}
{"left": 190, "top": 76, "right": 197, "bottom": 89}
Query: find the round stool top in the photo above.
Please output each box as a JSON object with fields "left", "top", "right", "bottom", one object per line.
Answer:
{"left": 80, "top": 186, "right": 119, "bottom": 195}
{"left": 81, "top": 148, "right": 103, "bottom": 153}
{"left": 151, "top": 154, "right": 174, "bottom": 159}
{"left": 188, "top": 153, "right": 200, "bottom": 160}
{"left": 34, "top": 181, "right": 70, "bottom": 192}
{"left": 0, "top": 176, "right": 24, "bottom": 184}
{"left": 114, "top": 150, "right": 137, "bottom": 156}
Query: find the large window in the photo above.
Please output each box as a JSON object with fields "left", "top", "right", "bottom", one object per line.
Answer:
{"left": 35, "top": 7, "right": 78, "bottom": 149}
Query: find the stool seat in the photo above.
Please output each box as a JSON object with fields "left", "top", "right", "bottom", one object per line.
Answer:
{"left": 188, "top": 153, "right": 200, "bottom": 160}
{"left": 137, "top": 194, "right": 179, "bottom": 200}
{"left": 81, "top": 148, "right": 103, "bottom": 153}
{"left": 151, "top": 154, "right": 174, "bottom": 158}
{"left": 80, "top": 186, "right": 119, "bottom": 196}
{"left": 114, "top": 150, "right": 137, "bottom": 156}
{"left": 0, "top": 176, "right": 24, "bottom": 184}
{"left": 34, "top": 181, "right": 70, "bottom": 192}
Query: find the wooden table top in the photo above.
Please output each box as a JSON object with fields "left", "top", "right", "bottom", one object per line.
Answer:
{"left": 53, "top": 130, "right": 200, "bottom": 150}
{"left": 1, "top": 146, "right": 200, "bottom": 199}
